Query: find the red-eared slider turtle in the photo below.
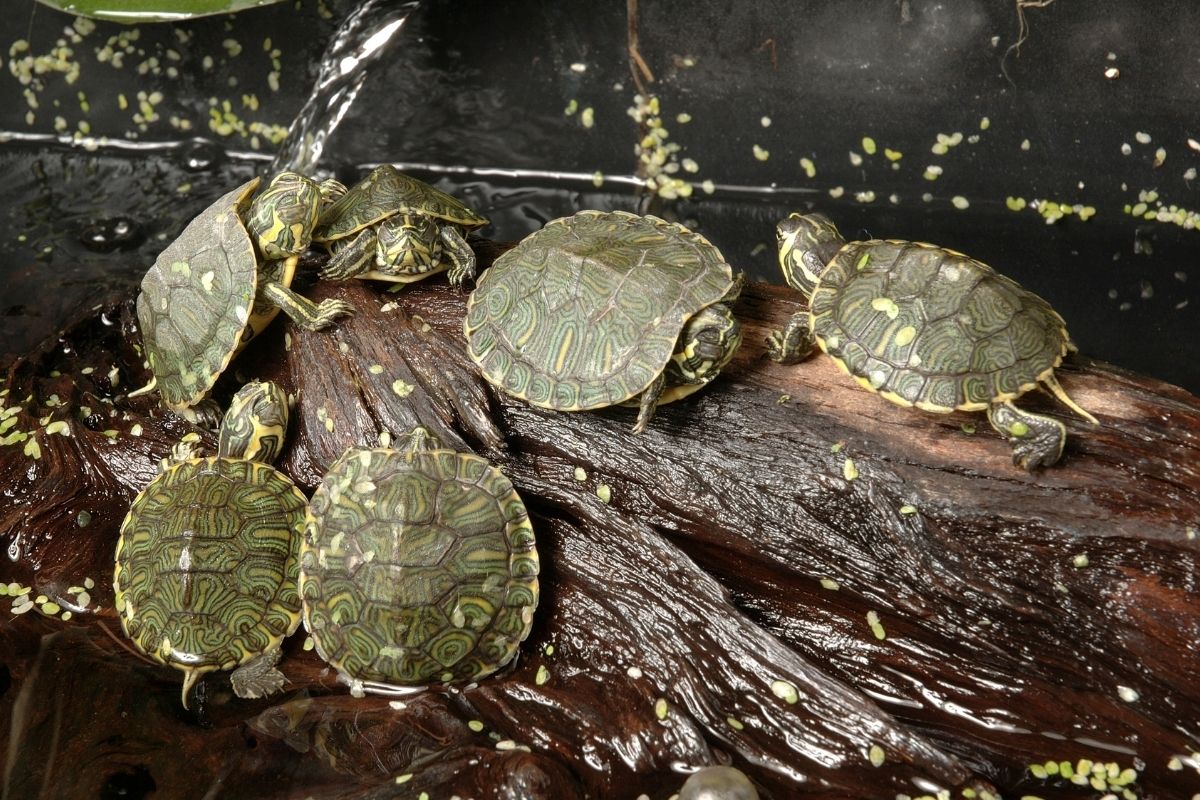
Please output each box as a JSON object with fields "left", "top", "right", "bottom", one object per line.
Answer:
{"left": 300, "top": 428, "right": 539, "bottom": 692}
{"left": 136, "top": 173, "right": 353, "bottom": 418}
{"left": 768, "top": 213, "right": 1098, "bottom": 470}
{"left": 114, "top": 381, "right": 306, "bottom": 708}
{"left": 313, "top": 165, "right": 489, "bottom": 288}
{"left": 463, "top": 210, "right": 744, "bottom": 433}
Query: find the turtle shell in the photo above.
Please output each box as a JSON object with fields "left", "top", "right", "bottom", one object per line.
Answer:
{"left": 300, "top": 446, "right": 539, "bottom": 686}
{"left": 313, "top": 165, "right": 489, "bottom": 242}
{"left": 113, "top": 456, "right": 306, "bottom": 677}
{"left": 464, "top": 210, "right": 736, "bottom": 410}
{"left": 137, "top": 178, "right": 262, "bottom": 409}
{"left": 810, "top": 239, "right": 1072, "bottom": 412}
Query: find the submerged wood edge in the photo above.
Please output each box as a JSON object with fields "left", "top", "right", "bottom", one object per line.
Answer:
{"left": 1, "top": 270, "right": 1198, "bottom": 799}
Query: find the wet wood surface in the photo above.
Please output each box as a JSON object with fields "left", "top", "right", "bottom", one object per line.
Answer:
{"left": 1, "top": 260, "right": 1198, "bottom": 799}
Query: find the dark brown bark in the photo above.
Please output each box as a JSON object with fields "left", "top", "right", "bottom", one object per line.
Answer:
{"left": 1, "top": 264, "right": 1198, "bottom": 799}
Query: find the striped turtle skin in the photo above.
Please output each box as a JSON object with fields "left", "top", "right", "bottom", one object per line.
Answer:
{"left": 301, "top": 439, "right": 539, "bottom": 688}
{"left": 769, "top": 213, "right": 1096, "bottom": 470}
{"left": 114, "top": 381, "right": 306, "bottom": 707}
{"left": 464, "top": 210, "right": 740, "bottom": 423}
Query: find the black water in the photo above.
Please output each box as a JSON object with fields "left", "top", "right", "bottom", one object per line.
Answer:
{"left": 0, "top": 0, "right": 1196, "bottom": 391}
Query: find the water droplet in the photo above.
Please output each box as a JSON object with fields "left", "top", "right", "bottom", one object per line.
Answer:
{"left": 178, "top": 139, "right": 225, "bottom": 172}
{"left": 79, "top": 217, "right": 144, "bottom": 253}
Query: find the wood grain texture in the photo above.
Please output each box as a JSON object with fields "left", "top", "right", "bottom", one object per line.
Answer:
{"left": 1, "top": 263, "right": 1197, "bottom": 799}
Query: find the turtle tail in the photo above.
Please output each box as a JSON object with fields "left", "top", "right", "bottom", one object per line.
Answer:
{"left": 126, "top": 375, "right": 157, "bottom": 399}
{"left": 180, "top": 667, "right": 202, "bottom": 710}
{"left": 1042, "top": 372, "right": 1099, "bottom": 425}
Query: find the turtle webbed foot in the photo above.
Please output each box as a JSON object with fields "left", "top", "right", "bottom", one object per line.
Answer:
{"left": 442, "top": 226, "right": 477, "bottom": 291}
{"left": 159, "top": 439, "right": 200, "bottom": 472}
{"left": 447, "top": 262, "right": 476, "bottom": 291}
{"left": 767, "top": 312, "right": 816, "bottom": 365}
{"left": 171, "top": 398, "right": 222, "bottom": 431}
{"left": 318, "top": 177, "right": 348, "bottom": 206}
{"left": 987, "top": 401, "right": 1066, "bottom": 471}
{"left": 305, "top": 298, "right": 356, "bottom": 331}
{"left": 230, "top": 649, "right": 287, "bottom": 700}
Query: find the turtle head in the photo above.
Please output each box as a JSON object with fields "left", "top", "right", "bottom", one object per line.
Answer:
{"left": 673, "top": 303, "right": 743, "bottom": 384}
{"left": 403, "top": 426, "right": 444, "bottom": 453}
{"left": 217, "top": 380, "right": 290, "bottom": 463}
{"left": 246, "top": 171, "right": 322, "bottom": 261}
{"left": 776, "top": 213, "right": 845, "bottom": 299}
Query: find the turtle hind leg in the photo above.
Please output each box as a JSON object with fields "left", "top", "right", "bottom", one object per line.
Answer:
{"left": 766, "top": 311, "right": 817, "bottom": 365}
{"left": 631, "top": 373, "right": 666, "bottom": 434}
{"left": 987, "top": 401, "right": 1067, "bottom": 470}
{"left": 230, "top": 648, "right": 286, "bottom": 700}
{"left": 261, "top": 280, "right": 354, "bottom": 331}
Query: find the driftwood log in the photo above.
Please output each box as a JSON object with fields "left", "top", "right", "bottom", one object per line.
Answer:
{"left": 1, "top": 249, "right": 1198, "bottom": 799}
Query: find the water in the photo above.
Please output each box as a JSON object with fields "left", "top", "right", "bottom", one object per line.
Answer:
{"left": 269, "top": 0, "right": 421, "bottom": 177}
{"left": 0, "top": 0, "right": 1194, "bottom": 388}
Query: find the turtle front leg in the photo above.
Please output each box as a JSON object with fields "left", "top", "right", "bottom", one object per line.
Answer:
{"left": 766, "top": 312, "right": 817, "bottom": 365}
{"left": 631, "top": 373, "right": 666, "bottom": 434}
{"left": 319, "top": 228, "right": 377, "bottom": 281}
{"left": 230, "top": 647, "right": 287, "bottom": 700}
{"left": 159, "top": 434, "right": 205, "bottom": 473}
{"left": 441, "top": 226, "right": 477, "bottom": 290}
{"left": 318, "top": 177, "right": 348, "bottom": 206}
{"left": 170, "top": 399, "right": 222, "bottom": 431}
{"left": 261, "top": 280, "right": 355, "bottom": 331}
{"left": 987, "top": 401, "right": 1067, "bottom": 470}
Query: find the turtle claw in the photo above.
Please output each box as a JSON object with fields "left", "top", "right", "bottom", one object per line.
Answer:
{"left": 306, "top": 298, "right": 356, "bottom": 330}
{"left": 988, "top": 401, "right": 1066, "bottom": 472}
{"left": 447, "top": 261, "right": 476, "bottom": 291}
{"left": 171, "top": 399, "right": 221, "bottom": 430}
{"left": 441, "top": 226, "right": 477, "bottom": 291}
{"left": 1010, "top": 435, "right": 1062, "bottom": 471}
{"left": 318, "top": 178, "right": 348, "bottom": 206}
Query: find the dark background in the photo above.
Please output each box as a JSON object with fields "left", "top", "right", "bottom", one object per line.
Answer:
{"left": 1, "top": 0, "right": 1196, "bottom": 391}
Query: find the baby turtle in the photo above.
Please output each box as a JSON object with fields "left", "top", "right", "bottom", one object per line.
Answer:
{"left": 114, "top": 381, "right": 306, "bottom": 708}
{"left": 768, "top": 213, "right": 1097, "bottom": 469}
{"left": 464, "top": 210, "right": 744, "bottom": 432}
{"left": 301, "top": 428, "right": 539, "bottom": 691}
{"left": 313, "top": 165, "right": 489, "bottom": 288}
{"left": 135, "top": 173, "right": 353, "bottom": 419}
